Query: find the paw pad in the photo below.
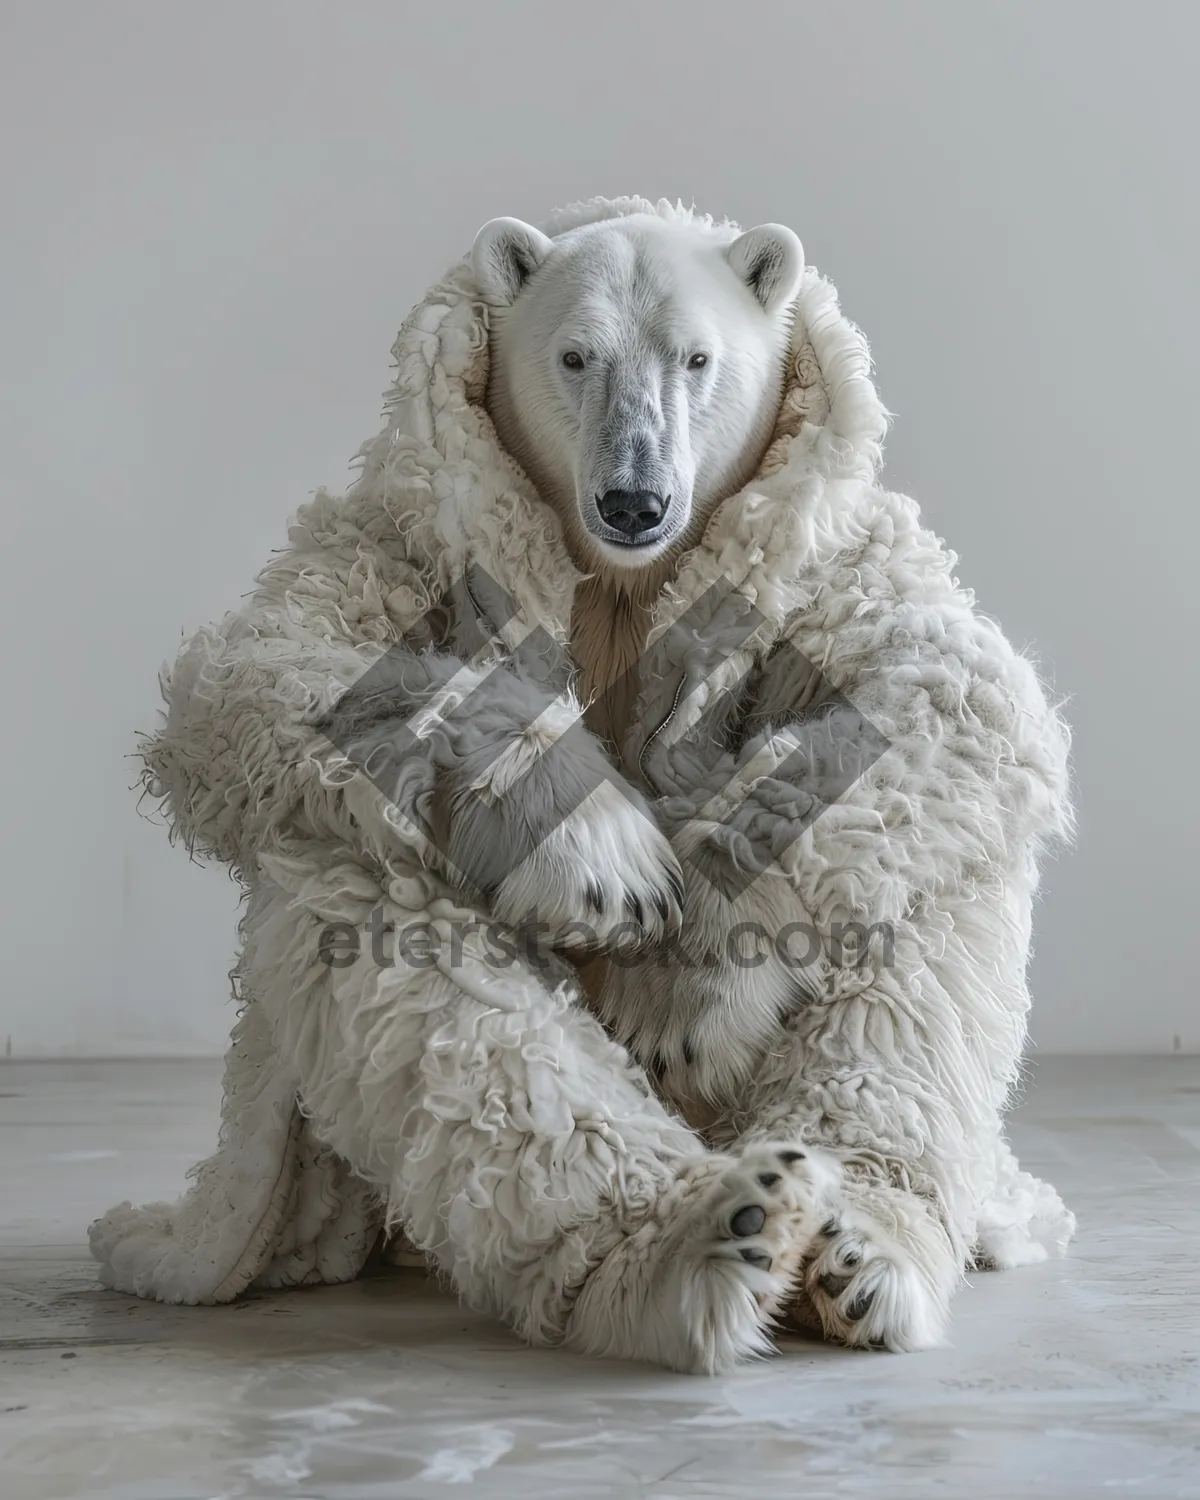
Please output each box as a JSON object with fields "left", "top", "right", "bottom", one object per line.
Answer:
{"left": 731, "top": 1204, "right": 767, "bottom": 1237}
{"left": 738, "top": 1247, "right": 772, "bottom": 1270}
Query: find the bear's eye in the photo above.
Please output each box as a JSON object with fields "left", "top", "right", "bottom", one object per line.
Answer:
{"left": 687, "top": 352, "right": 710, "bottom": 371}
{"left": 561, "top": 351, "right": 585, "bottom": 371}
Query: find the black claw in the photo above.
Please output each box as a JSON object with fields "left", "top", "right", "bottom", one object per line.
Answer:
{"left": 778, "top": 1149, "right": 806, "bottom": 1165}
{"left": 738, "top": 1247, "right": 772, "bottom": 1270}
{"left": 820, "top": 1217, "right": 840, "bottom": 1238}
{"left": 625, "top": 891, "right": 644, "bottom": 925}
{"left": 585, "top": 882, "right": 604, "bottom": 912}
{"left": 757, "top": 1172, "right": 782, "bottom": 1190}
{"left": 730, "top": 1204, "right": 767, "bottom": 1238}
{"left": 846, "top": 1287, "right": 876, "bottom": 1321}
{"left": 819, "top": 1271, "right": 851, "bottom": 1297}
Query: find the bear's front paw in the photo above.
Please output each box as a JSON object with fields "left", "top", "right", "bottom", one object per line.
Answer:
{"left": 492, "top": 780, "right": 684, "bottom": 950}
{"left": 564, "top": 1141, "right": 841, "bottom": 1373}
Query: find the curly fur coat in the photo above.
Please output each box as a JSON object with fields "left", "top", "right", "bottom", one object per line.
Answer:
{"left": 90, "top": 196, "right": 1074, "bottom": 1372}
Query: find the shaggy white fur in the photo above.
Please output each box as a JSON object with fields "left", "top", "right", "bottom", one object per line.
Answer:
{"left": 90, "top": 195, "right": 1074, "bottom": 1371}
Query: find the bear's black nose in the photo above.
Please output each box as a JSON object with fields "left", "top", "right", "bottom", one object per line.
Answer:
{"left": 597, "top": 490, "right": 669, "bottom": 539}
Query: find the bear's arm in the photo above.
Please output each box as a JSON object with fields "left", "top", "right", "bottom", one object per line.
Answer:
{"left": 656, "top": 579, "right": 1072, "bottom": 937}
{"left": 765, "top": 601, "right": 1071, "bottom": 931}
{"left": 139, "top": 488, "right": 632, "bottom": 893}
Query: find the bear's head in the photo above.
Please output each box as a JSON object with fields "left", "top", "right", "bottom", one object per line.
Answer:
{"left": 471, "top": 212, "right": 803, "bottom": 575}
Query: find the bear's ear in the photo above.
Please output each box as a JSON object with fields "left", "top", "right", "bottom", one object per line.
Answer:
{"left": 726, "top": 224, "right": 804, "bottom": 314}
{"left": 471, "top": 217, "right": 555, "bottom": 307}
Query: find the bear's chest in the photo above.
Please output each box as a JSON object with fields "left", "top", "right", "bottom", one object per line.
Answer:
{"left": 568, "top": 576, "right": 657, "bottom": 753}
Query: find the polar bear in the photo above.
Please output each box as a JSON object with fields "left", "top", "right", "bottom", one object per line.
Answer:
{"left": 91, "top": 197, "right": 1074, "bottom": 1374}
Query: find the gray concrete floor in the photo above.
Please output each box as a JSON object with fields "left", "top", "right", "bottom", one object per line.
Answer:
{"left": 1, "top": 1056, "right": 1198, "bottom": 1500}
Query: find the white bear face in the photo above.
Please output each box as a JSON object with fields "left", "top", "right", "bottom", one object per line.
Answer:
{"left": 472, "top": 213, "right": 803, "bottom": 573}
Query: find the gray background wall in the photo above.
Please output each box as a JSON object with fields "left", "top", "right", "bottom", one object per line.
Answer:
{"left": 1, "top": 1, "right": 1194, "bottom": 1056}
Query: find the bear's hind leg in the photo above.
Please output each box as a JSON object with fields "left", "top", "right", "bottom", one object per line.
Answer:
{"left": 259, "top": 878, "right": 829, "bottom": 1372}
{"left": 801, "top": 1180, "right": 961, "bottom": 1351}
